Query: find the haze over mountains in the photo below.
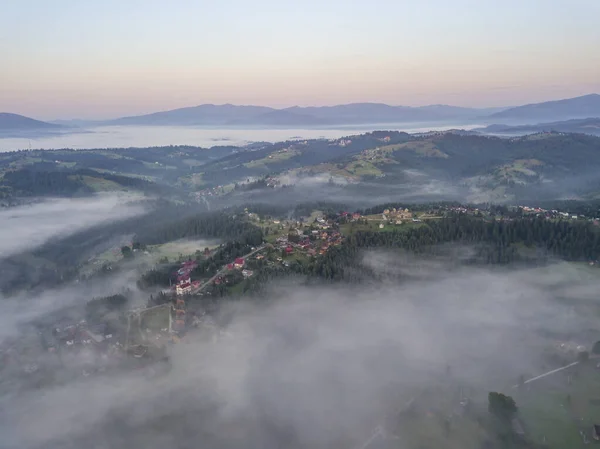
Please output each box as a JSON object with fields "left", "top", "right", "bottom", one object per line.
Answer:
{"left": 2, "top": 94, "right": 600, "bottom": 131}
{"left": 105, "top": 103, "right": 500, "bottom": 127}
{"left": 488, "top": 94, "right": 600, "bottom": 123}
{"left": 479, "top": 117, "right": 600, "bottom": 136}
{"left": 94, "top": 93, "right": 600, "bottom": 127}
{"left": 0, "top": 113, "right": 62, "bottom": 132}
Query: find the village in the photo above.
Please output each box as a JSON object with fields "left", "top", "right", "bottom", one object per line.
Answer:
{"left": 3, "top": 202, "right": 600, "bottom": 447}
{"left": 0, "top": 207, "right": 354, "bottom": 384}
{"left": 8, "top": 201, "right": 600, "bottom": 380}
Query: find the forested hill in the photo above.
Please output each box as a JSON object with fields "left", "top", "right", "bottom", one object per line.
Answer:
{"left": 2, "top": 131, "right": 600, "bottom": 203}
{"left": 311, "top": 216, "right": 600, "bottom": 282}
{"left": 0, "top": 168, "right": 172, "bottom": 197}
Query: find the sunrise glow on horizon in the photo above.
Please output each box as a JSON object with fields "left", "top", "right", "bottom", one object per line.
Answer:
{"left": 2, "top": 0, "right": 599, "bottom": 120}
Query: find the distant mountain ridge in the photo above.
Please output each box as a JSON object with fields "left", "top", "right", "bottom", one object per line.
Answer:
{"left": 101, "top": 102, "right": 500, "bottom": 127}
{"left": 0, "top": 113, "right": 62, "bottom": 131}
{"left": 4, "top": 93, "right": 599, "bottom": 129}
{"left": 478, "top": 117, "right": 600, "bottom": 136}
{"left": 109, "top": 104, "right": 274, "bottom": 126}
{"left": 488, "top": 94, "right": 600, "bottom": 123}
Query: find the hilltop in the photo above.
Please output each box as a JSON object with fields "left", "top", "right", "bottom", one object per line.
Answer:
{"left": 0, "top": 113, "right": 63, "bottom": 131}
{"left": 488, "top": 94, "right": 600, "bottom": 123}
{"left": 479, "top": 118, "right": 600, "bottom": 136}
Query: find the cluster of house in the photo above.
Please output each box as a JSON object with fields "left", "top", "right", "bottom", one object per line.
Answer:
{"left": 316, "top": 230, "right": 343, "bottom": 255}
{"left": 338, "top": 211, "right": 362, "bottom": 221}
{"left": 46, "top": 320, "right": 114, "bottom": 352}
{"left": 225, "top": 257, "right": 254, "bottom": 278}
{"left": 2, "top": 320, "right": 120, "bottom": 376}
{"left": 275, "top": 224, "right": 343, "bottom": 257}
{"left": 517, "top": 205, "right": 600, "bottom": 223}
{"left": 193, "top": 184, "right": 229, "bottom": 201}
{"left": 381, "top": 208, "right": 414, "bottom": 224}
{"left": 329, "top": 138, "right": 353, "bottom": 147}
{"left": 173, "top": 260, "right": 201, "bottom": 296}
{"left": 443, "top": 204, "right": 600, "bottom": 224}
{"left": 265, "top": 176, "right": 280, "bottom": 188}
{"left": 226, "top": 257, "right": 246, "bottom": 270}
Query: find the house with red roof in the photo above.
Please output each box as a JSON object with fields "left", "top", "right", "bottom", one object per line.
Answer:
{"left": 176, "top": 282, "right": 192, "bottom": 295}
{"left": 234, "top": 258, "right": 245, "bottom": 269}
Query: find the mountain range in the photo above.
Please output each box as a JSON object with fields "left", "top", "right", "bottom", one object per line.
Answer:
{"left": 2, "top": 93, "right": 600, "bottom": 130}
{"left": 0, "top": 113, "right": 62, "bottom": 131}
{"left": 487, "top": 93, "right": 600, "bottom": 123}
{"left": 104, "top": 102, "right": 501, "bottom": 127}
{"left": 479, "top": 117, "right": 600, "bottom": 136}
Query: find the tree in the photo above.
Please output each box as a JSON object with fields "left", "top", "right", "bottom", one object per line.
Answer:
{"left": 121, "top": 246, "right": 133, "bottom": 259}
{"left": 578, "top": 351, "right": 590, "bottom": 363}
{"left": 443, "top": 417, "right": 451, "bottom": 436}
{"left": 488, "top": 392, "right": 517, "bottom": 421}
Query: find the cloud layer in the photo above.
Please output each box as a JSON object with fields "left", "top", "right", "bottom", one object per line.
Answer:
{"left": 0, "top": 195, "right": 146, "bottom": 258}
{"left": 1, "top": 252, "right": 597, "bottom": 449}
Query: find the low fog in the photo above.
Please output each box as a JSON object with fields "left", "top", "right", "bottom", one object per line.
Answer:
{"left": 221, "top": 173, "right": 465, "bottom": 212}
{"left": 1, "top": 250, "right": 598, "bottom": 449}
{"left": 0, "top": 195, "right": 147, "bottom": 258}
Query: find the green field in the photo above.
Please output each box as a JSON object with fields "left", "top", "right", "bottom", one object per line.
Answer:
{"left": 148, "top": 239, "right": 220, "bottom": 263}
{"left": 517, "top": 362, "right": 600, "bottom": 448}
{"left": 78, "top": 175, "right": 126, "bottom": 192}
{"left": 244, "top": 149, "right": 300, "bottom": 168}
{"left": 140, "top": 306, "right": 172, "bottom": 332}
{"left": 178, "top": 172, "right": 205, "bottom": 188}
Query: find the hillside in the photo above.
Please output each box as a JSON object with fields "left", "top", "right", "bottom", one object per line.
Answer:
{"left": 2, "top": 131, "right": 600, "bottom": 205}
{"left": 268, "top": 132, "right": 600, "bottom": 203}
{"left": 0, "top": 113, "right": 62, "bottom": 131}
{"left": 488, "top": 94, "right": 600, "bottom": 123}
{"left": 479, "top": 118, "right": 600, "bottom": 136}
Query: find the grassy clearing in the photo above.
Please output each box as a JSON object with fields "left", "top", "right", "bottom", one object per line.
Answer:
{"left": 141, "top": 161, "right": 178, "bottom": 170}
{"left": 91, "top": 168, "right": 158, "bottom": 182}
{"left": 244, "top": 149, "right": 300, "bottom": 168}
{"left": 361, "top": 142, "right": 449, "bottom": 163}
{"left": 147, "top": 239, "right": 220, "bottom": 263}
{"left": 345, "top": 160, "right": 383, "bottom": 177}
{"left": 77, "top": 175, "right": 126, "bottom": 192}
{"left": 397, "top": 415, "right": 486, "bottom": 449}
{"left": 182, "top": 159, "right": 205, "bottom": 167}
{"left": 517, "top": 363, "right": 600, "bottom": 448}
{"left": 178, "top": 172, "right": 205, "bottom": 188}
{"left": 140, "top": 306, "right": 171, "bottom": 332}
{"left": 227, "top": 282, "right": 245, "bottom": 295}
{"left": 494, "top": 159, "right": 544, "bottom": 184}
{"left": 79, "top": 246, "right": 125, "bottom": 277}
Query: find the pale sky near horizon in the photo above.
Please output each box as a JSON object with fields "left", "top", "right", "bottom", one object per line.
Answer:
{"left": 1, "top": 0, "right": 599, "bottom": 120}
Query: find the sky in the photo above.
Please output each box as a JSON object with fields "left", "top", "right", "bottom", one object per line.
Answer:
{"left": 1, "top": 0, "right": 600, "bottom": 120}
